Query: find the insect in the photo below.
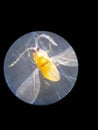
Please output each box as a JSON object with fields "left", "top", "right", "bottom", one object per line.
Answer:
{"left": 8, "top": 33, "right": 78, "bottom": 104}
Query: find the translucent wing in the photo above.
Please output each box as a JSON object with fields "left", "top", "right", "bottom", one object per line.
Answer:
{"left": 16, "top": 68, "right": 40, "bottom": 104}
{"left": 51, "top": 46, "right": 78, "bottom": 66}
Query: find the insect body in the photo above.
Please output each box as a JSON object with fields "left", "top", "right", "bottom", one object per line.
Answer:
{"left": 8, "top": 33, "right": 78, "bottom": 104}
{"left": 32, "top": 48, "right": 60, "bottom": 81}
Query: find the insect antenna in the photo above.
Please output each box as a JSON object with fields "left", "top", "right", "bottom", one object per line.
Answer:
{"left": 35, "top": 34, "right": 58, "bottom": 51}
{"left": 8, "top": 47, "right": 34, "bottom": 67}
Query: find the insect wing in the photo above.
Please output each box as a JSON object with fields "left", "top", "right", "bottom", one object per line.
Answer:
{"left": 16, "top": 68, "right": 40, "bottom": 104}
{"left": 51, "top": 46, "right": 78, "bottom": 67}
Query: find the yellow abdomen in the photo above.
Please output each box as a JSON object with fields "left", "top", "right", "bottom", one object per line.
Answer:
{"left": 33, "top": 53, "right": 60, "bottom": 81}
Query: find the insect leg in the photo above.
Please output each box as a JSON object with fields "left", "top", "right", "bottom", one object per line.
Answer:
{"left": 8, "top": 47, "right": 33, "bottom": 67}
{"left": 44, "top": 80, "right": 50, "bottom": 87}
{"left": 27, "top": 50, "right": 35, "bottom": 65}
{"left": 41, "top": 74, "right": 50, "bottom": 88}
{"left": 56, "top": 90, "right": 61, "bottom": 100}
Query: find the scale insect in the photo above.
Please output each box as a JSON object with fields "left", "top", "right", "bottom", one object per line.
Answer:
{"left": 8, "top": 33, "right": 78, "bottom": 104}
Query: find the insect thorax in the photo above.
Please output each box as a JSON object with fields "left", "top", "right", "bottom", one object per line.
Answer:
{"left": 33, "top": 49, "right": 50, "bottom": 68}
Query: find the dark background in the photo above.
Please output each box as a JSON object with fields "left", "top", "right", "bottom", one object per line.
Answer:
{"left": 0, "top": 1, "right": 91, "bottom": 128}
